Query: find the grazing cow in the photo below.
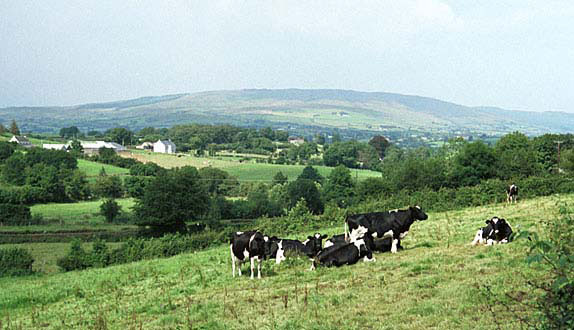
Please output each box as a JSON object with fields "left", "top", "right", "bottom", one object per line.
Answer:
{"left": 507, "top": 184, "right": 518, "bottom": 204}
{"left": 471, "top": 217, "right": 513, "bottom": 246}
{"left": 275, "top": 233, "right": 328, "bottom": 265}
{"left": 312, "top": 238, "right": 375, "bottom": 269}
{"left": 345, "top": 206, "right": 428, "bottom": 253}
{"left": 325, "top": 233, "right": 403, "bottom": 252}
{"left": 230, "top": 231, "right": 266, "bottom": 279}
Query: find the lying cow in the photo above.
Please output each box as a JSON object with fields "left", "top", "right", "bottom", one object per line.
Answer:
{"left": 230, "top": 231, "right": 266, "bottom": 279}
{"left": 471, "top": 217, "right": 513, "bottom": 246}
{"left": 312, "top": 238, "right": 375, "bottom": 269}
{"left": 325, "top": 233, "right": 403, "bottom": 252}
{"left": 274, "top": 233, "right": 328, "bottom": 265}
{"left": 345, "top": 206, "right": 428, "bottom": 253}
{"left": 507, "top": 184, "right": 518, "bottom": 204}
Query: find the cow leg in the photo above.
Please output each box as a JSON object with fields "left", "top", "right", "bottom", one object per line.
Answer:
{"left": 230, "top": 244, "right": 236, "bottom": 278}
{"left": 471, "top": 230, "right": 483, "bottom": 246}
{"left": 250, "top": 257, "right": 255, "bottom": 279}
{"left": 391, "top": 239, "right": 399, "bottom": 253}
{"left": 237, "top": 260, "right": 242, "bottom": 277}
{"left": 257, "top": 257, "right": 262, "bottom": 279}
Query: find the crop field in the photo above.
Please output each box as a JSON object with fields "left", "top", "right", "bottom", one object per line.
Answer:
{"left": 77, "top": 159, "right": 130, "bottom": 177}
{"left": 0, "top": 194, "right": 566, "bottom": 329}
{"left": 123, "top": 151, "right": 382, "bottom": 182}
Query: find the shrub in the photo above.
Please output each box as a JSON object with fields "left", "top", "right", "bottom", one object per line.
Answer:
{"left": 0, "top": 203, "right": 31, "bottom": 225}
{"left": 56, "top": 239, "right": 90, "bottom": 271}
{"left": 100, "top": 199, "right": 122, "bottom": 223}
{"left": 0, "top": 247, "right": 34, "bottom": 277}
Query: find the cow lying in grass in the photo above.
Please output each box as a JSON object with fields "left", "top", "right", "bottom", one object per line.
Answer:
{"left": 471, "top": 217, "right": 513, "bottom": 246}
{"left": 312, "top": 238, "right": 375, "bottom": 269}
{"left": 325, "top": 233, "right": 404, "bottom": 252}
{"left": 273, "top": 233, "right": 328, "bottom": 266}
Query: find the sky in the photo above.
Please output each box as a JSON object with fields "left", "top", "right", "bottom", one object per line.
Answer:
{"left": 1, "top": 0, "right": 573, "bottom": 111}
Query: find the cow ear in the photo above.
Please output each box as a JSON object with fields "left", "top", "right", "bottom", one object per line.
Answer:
{"left": 499, "top": 219, "right": 506, "bottom": 224}
{"left": 307, "top": 236, "right": 314, "bottom": 240}
{"left": 485, "top": 220, "right": 491, "bottom": 224}
{"left": 320, "top": 234, "right": 328, "bottom": 239}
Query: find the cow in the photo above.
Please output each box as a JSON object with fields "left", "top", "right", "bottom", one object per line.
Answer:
{"left": 345, "top": 206, "right": 428, "bottom": 253}
{"left": 230, "top": 231, "right": 266, "bottom": 279}
{"left": 471, "top": 217, "right": 513, "bottom": 246}
{"left": 325, "top": 233, "right": 403, "bottom": 252}
{"left": 263, "top": 235, "right": 281, "bottom": 260}
{"left": 312, "top": 238, "right": 375, "bottom": 269}
{"left": 274, "top": 233, "right": 328, "bottom": 266}
{"left": 507, "top": 184, "right": 518, "bottom": 204}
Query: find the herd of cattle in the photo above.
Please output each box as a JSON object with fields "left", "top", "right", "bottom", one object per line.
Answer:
{"left": 231, "top": 185, "right": 518, "bottom": 279}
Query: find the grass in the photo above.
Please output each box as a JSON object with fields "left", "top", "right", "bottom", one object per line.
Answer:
{"left": 0, "top": 194, "right": 566, "bottom": 329}
{"left": 77, "top": 159, "right": 130, "bottom": 177}
{"left": 123, "top": 151, "right": 382, "bottom": 182}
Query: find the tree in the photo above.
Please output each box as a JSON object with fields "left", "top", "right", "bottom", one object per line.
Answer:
{"left": 94, "top": 175, "right": 124, "bottom": 198}
{"left": 368, "top": 135, "right": 391, "bottom": 160}
{"left": 2, "top": 153, "right": 27, "bottom": 185}
{"left": 298, "top": 165, "right": 324, "bottom": 184}
{"left": 0, "top": 141, "right": 15, "bottom": 163}
{"left": 198, "top": 167, "right": 238, "bottom": 196}
{"left": 272, "top": 171, "right": 288, "bottom": 186}
{"left": 450, "top": 141, "right": 497, "bottom": 187}
{"left": 315, "top": 134, "right": 326, "bottom": 145}
{"left": 25, "top": 163, "right": 68, "bottom": 202}
{"left": 287, "top": 178, "right": 324, "bottom": 214}
{"left": 331, "top": 132, "right": 342, "bottom": 143}
{"left": 10, "top": 120, "right": 20, "bottom": 135}
{"left": 0, "top": 123, "right": 6, "bottom": 135}
{"left": 64, "top": 170, "right": 91, "bottom": 201}
{"left": 105, "top": 127, "right": 133, "bottom": 145}
{"left": 323, "top": 165, "right": 355, "bottom": 208}
{"left": 69, "top": 140, "right": 84, "bottom": 157}
{"left": 494, "top": 131, "right": 542, "bottom": 179}
{"left": 59, "top": 126, "right": 80, "bottom": 139}
{"left": 133, "top": 166, "right": 209, "bottom": 233}
{"left": 100, "top": 199, "right": 121, "bottom": 223}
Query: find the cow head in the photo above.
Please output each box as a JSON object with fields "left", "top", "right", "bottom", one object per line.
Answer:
{"left": 263, "top": 235, "right": 280, "bottom": 259}
{"left": 410, "top": 205, "right": 428, "bottom": 220}
{"left": 306, "top": 233, "right": 328, "bottom": 256}
{"left": 489, "top": 217, "right": 511, "bottom": 240}
{"left": 353, "top": 239, "right": 375, "bottom": 262}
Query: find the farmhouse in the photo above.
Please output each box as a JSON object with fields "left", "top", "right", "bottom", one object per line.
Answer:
{"left": 9, "top": 135, "right": 33, "bottom": 148}
{"left": 136, "top": 142, "right": 154, "bottom": 150}
{"left": 288, "top": 136, "right": 304, "bottom": 145}
{"left": 80, "top": 141, "right": 127, "bottom": 155}
{"left": 153, "top": 139, "right": 176, "bottom": 154}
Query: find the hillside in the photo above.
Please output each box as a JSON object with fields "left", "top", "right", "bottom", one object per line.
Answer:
{"left": 1, "top": 194, "right": 566, "bottom": 329}
{"left": 2, "top": 89, "right": 572, "bottom": 138}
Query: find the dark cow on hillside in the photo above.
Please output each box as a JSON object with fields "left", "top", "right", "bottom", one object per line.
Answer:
{"left": 274, "top": 233, "right": 328, "bottom": 266}
{"left": 325, "top": 233, "right": 403, "bottom": 252}
{"left": 312, "top": 238, "right": 375, "bottom": 269}
{"left": 345, "top": 206, "right": 428, "bottom": 253}
{"left": 507, "top": 184, "right": 518, "bottom": 204}
{"left": 471, "top": 217, "right": 513, "bottom": 246}
{"left": 230, "top": 231, "right": 266, "bottom": 279}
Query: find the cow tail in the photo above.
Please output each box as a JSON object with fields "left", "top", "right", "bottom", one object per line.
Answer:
{"left": 344, "top": 221, "right": 349, "bottom": 242}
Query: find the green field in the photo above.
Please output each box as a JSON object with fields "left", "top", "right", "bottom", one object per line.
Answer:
{"left": 124, "top": 151, "right": 382, "bottom": 182}
{"left": 77, "top": 159, "right": 130, "bottom": 177}
{"left": 0, "top": 194, "right": 564, "bottom": 329}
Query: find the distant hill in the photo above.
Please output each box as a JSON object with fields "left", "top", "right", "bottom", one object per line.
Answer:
{"left": 1, "top": 89, "right": 572, "bottom": 137}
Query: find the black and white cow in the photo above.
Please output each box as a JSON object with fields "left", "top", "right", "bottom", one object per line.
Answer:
{"left": 345, "top": 206, "right": 428, "bottom": 253}
{"left": 325, "top": 233, "right": 403, "bottom": 252}
{"left": 312, "top": 238, "right": 375, "bottom": 269}
{"left": 274, "top": 233, "right": 328, "bottom": 265}
{"left": 230, "top": 231, "right": 266, "bottom": 279}
{"left": 471, "top": 217, "right": 513, "bottom": 246}
{"left": 507, "top": 184, "right": 518, "bottom": 204}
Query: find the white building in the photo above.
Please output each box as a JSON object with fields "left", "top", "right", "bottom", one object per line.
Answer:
{"left": 153, "top": 139, "right": 176, "bottom": 154}
{"left": 79, "top": 141, "right": 127, "bottom": 155}
{"left": 9, "top": 135, "right": 33, "bottom": 148}
{"left": 43, "top": 144, "right": 69, "bottom": 151}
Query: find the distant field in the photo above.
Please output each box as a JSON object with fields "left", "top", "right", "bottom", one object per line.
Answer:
{"left": 77, "top": 158, "right": 130, "bottom": 177}
{"left": 0, "top": 194, "right": 566, "bottom": 329}
{"left": 123, "top": 151, "right": 382, "bottom": 182}
{"left": 31, "top": 198, "right": 135, "bottom": 224}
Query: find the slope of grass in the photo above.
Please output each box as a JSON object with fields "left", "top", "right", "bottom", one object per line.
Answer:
{"left": 0, "top": 194, "right": 565, "bottom": 329}
{"left": 124, "top": 151, "right": 381, "bottom": 182}
{"left": 77, "top": 159, "right": 130, "bottom": 177}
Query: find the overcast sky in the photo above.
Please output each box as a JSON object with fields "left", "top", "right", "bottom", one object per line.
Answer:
{"left": 1, "top": 1, "right": 573, "bottom": 111}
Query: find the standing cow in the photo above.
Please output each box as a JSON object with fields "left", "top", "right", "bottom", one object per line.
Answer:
{"left": 507, "top": 184, "right": 518, "bottom": 204}
{"left": 230, "top": 231, "right": 266, "bottom": 279}
{"left": 345, "top": 206, "right": 428, "bottom": 253}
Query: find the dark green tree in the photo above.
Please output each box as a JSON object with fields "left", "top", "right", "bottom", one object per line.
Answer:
{"left": 2, "top": 153, "right": 27, "bottom": 185}
{"left": 298, "top": 165, "right": 323, "bottom": 184}
{"left": 494, "top": 131, "right": 542, "bottom": 179}
{"left": 368, "top": 135, "right": 391, "bottom": 160}
{"left": 25, "top": 164, "right": 67, "bottom": 202}
{"left": 105, "top": 127, "right": 133, "bottom": 145}
{"left": 64, "top": 170, "right": 91, "bottom": 201}
{"left": 94, "top": 175, "right": 124, "bottom": 198}
{"left": 133, "top": 166, "right": 209, "bottom": 233}
{"left": 10, "top": 120, "right": 20, "bottom": 135}
{"left": 69, "top": 140, "right": 84, "bottom": 157}
{"left": 287, "top": 178, "right": 324, "bottom": 214}
{"left": 198, "top": 167, "right": 238, "bottom": 196}
{"left": 100, "top": 199, "right": 121, "bottom": 223}
{"left": 0, "top": 141, "right": 15, "bottom": 163}
{"left": 323, "top": 165, "right": 355, "bottom": 208}
{"left": 59, "top": 126, "right": 80, "bottom": 139}
{"left": 0, "top": 123, "right": 6, "bottom": 135}
{"left": 272, "top": 171, "right": 288, "bottom": 186}
{"left": 450, "top": 141, "right": 497, "bottom": 187}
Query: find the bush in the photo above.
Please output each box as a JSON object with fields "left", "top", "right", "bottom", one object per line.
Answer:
{"left": 0, "top": 247, "right": 34, "bottom": 277}
{"left": 100, "top": 199, "right": 122, "bottom": 223}
{"left": 0, "top": 203, "right": 31, "bottom": 225}
{"left": 56, "top": 239, "right": 90, "bottom": 271}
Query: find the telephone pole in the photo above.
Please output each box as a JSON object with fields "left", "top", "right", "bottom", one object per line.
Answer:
{"left": 554, "top": 140, "right": 564, "bottom": 174}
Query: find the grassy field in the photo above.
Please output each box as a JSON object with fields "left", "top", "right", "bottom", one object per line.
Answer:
{"left": 123, "top": 151, "right": 382, "bottom": 182}
{"left": 0, "top": 194, "right": 565, "bottom": 329}
{"left": 77, "top": 159, "right": 130, "bottom": 177}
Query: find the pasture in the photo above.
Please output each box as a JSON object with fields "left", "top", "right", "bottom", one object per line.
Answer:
{"left": 122, "top": 151, "right": 381, "bottom": 182}
{"left": 0, "top": 194, "right": 565, "bottom": 329}
{"left": 77, "top": 159, "right": 130, "bottom": 177}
